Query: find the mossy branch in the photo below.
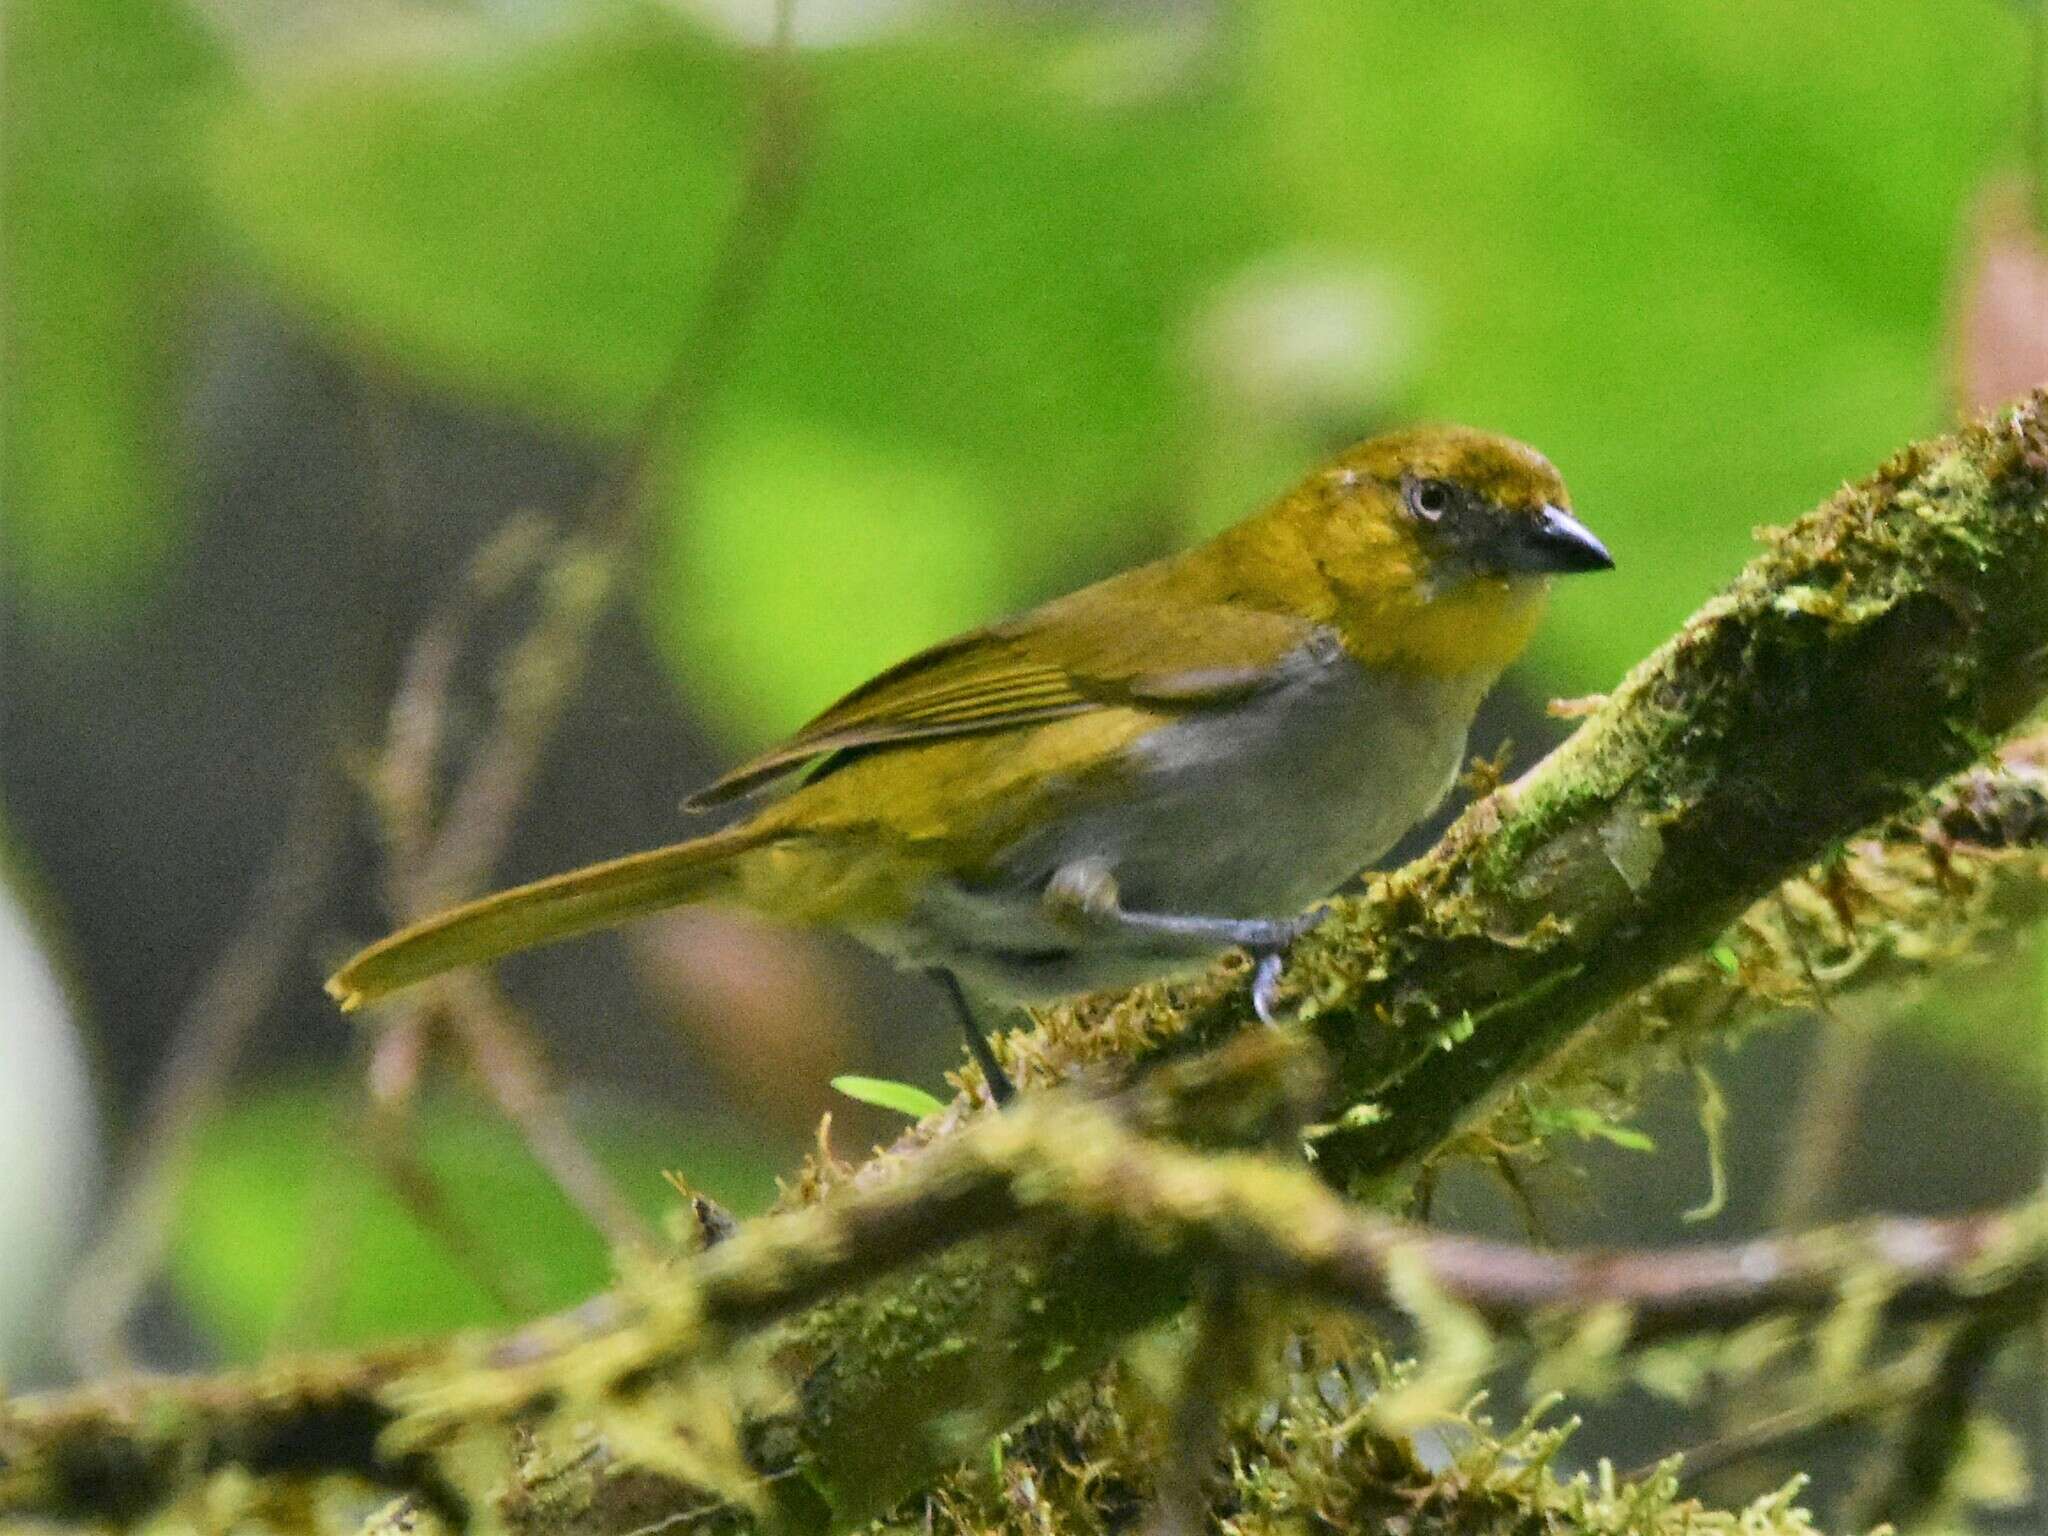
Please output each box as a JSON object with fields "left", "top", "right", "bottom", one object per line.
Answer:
{"left": 7, "top": 1037, "right": 2042, "bottom": 1530}
{"left": 6, "top": 398, "right": 2048, "bottom": 1534}
{"left": 1269, "top": 396, "right": 2048, "bottom": 1186}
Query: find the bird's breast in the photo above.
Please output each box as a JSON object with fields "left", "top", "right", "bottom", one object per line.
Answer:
{"left": 1006, "top": 639, "right": 1489, "bottom": 918}
{"left": 847, "top": 638, "right": 1496, "bottom": 1003}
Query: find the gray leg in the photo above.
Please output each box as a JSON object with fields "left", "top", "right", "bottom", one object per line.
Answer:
{"left": 1043, "top": 861, "right": 1327, "bottom": 1023}
{"left": 930, "top": 967, "right": 1014, "bottom": 1104}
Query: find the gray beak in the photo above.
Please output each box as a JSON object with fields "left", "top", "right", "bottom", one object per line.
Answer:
{"left": 1513, "top": 503, "right": 1614, "bottom": 574}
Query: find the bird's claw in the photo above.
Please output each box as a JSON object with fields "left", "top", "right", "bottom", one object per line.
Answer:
{"left": 1247, "top": 906, "right": 1330, "bottom": 1024}
{"left": 1251, "top": 951, "right": 1288, "bottom": 1024}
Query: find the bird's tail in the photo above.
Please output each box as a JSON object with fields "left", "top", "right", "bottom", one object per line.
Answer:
{"left": 326, "top": 824, "right": 772, "bottom": 1012}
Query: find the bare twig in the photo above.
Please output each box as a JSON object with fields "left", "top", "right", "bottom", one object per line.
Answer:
{"left": 1146, "top": 1275, "right": 1256, "bottom": 1536}
{"left": 365, "top": 1105, "right": 534, "bottom": 1320}
{"left": 2030, "top": 0, "right": 2047, "bottom": 222}
{"left": 441, "top": 971, "right": 654, "bottom": 1251}
{"left": 1627, "top": 1352, "right": 1933, "bottom": 1486}
{"left": 1768, "top": 1018, "right": 1879, "bottom": 1233}
{"left": 583, "top": 0, "right": 807, "bottom": 542}
{"left": 405, "top": 0, "right": 808, "bottom": 903}
{"left": 60, "top": 753, "right": 353, "bottom": 1376}
{"left": 342, "top": 0, "right": 814, "bottom": 1266}
{"left": 370, "top": 512, "right": 556, "bottom": 884}
{"left": 1850, "top": 1307, "right": 2033, "bottom": 1530}
{"left": 403, "top": 533, "right": 615, "bottom": 908}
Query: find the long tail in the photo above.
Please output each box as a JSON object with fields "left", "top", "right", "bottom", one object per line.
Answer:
{"left": 326, "top": 824, "right": 771, "bottom": 1012}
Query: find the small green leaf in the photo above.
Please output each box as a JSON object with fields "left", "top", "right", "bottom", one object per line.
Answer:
{"left": 1529, "top": 1103, "right": 1657, "bottom": 1153}
{"left": 1708, "top": 943, "right": 1740, "bottom": 975}
{"left": 832, "top": 1075, "right": 947, "bottom": 1120}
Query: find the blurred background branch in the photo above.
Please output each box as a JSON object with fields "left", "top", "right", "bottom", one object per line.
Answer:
{"left": 59, "top": 753, "right": 353, "bottom": 1376}
{"left": 51, "top": 0, "right": 813, "bottom": 1368}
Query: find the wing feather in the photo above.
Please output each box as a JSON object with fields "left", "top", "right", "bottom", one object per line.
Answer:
{"left": 684, "top": 578, "right": 1319, "bottom": 811}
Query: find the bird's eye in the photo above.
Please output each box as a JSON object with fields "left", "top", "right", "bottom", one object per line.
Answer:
{"left": 1408, "top": 479, "right": 1453, "bottom": 519}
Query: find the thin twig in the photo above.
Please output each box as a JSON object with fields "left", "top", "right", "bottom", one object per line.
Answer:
{"left": 343, "top": 0, "right": 813, "bottom": 1267}
{"left": 365, "top": 1102, "right": 535, "bottom": 1320}
{"left": 405, "top": 534, "right": 614, "bottom": 907}
{"left": 2030, "top": 0, "right": 2047, "bottom": 224}
{"left": 580, "top": 0, "right": 807, "bottom": 543}
{"left": 356, "top": 1005, "right": 537, "bottom": 1322}
{"left": 1767, "top": 1018, "right": 1878, "bottom": 1233}
{"left": 265, "top": 1084, "right": 375, "bottom": 1352}
{"left": 60, "top": 753, "right": 353, "bottom": 1376}
{"left": 371, "top": 512, "right": 557, "bottom": 884}
{"left": 408, "top": 0, "right": 809, "bottom": 902}
{"left": 442, "top": 971, "right": 655, "bottom": 1252}
{"left": 1766, "top": 911, "right": 1878, "bottom": 1232}
{"left": 1850, "top": 1307, "right": 2032, "bottom": 1530}
{"left": 1627, "top": 1352, "right": 1931, "bottom": 1486}
{"left": 1146, "top": 1275, "right": 1256, "bottom": 1536}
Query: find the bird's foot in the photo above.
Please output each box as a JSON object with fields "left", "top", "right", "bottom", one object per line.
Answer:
{"left": 1246, "top": 907, "right": 1330, "bottom": 1024}
{"left": 930, "top": 967, "right": 1016, "bottom": 1106}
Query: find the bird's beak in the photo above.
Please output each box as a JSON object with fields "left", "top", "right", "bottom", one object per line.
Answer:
{"left": 1505, "top": 503, "right": 1614, "bottom": 574}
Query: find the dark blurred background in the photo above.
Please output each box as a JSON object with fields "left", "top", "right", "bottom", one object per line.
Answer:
{"left": 2, "top": 0, "right": 2043, "bottom": 1526}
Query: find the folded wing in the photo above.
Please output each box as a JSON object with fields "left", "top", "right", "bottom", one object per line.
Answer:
{"left": 685, "top": 585, "right": 1317, "bottom": 810}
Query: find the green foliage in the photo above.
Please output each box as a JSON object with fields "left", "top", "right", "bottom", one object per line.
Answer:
{"left": 831, "top": 1073, "right": 947, "bottom": 1120}
{"left": 200, "top": 14, "right": 748, "bottom": 433}
{"left": 1, "top": 0, "right": 221, "bottom": 614}
{"left": 651, "top": 418, "right": 1014, "bottom": 738}
{"left": 187, "top": 0, "right": 2032, "bottom": 729}
{"left": 167, "top": 1085, "right": 778, "bottom": 1359}
{"left": 197, "top": 4, "right": 1271, "bottom": 735}
{"left": 1249, "top": 0, "right": 2027, "bottom": 687}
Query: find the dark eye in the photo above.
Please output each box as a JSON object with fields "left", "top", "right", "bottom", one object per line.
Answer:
{"left": 1408, "top": 478, "right": 1453, "bottom": 519}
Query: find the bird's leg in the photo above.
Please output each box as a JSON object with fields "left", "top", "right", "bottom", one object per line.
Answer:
{"left": 1042, "top": 860, "right": 1327, "bottom": 1023}
{"left": 929, "top": 967, "right": 1014, "bottom": 1105}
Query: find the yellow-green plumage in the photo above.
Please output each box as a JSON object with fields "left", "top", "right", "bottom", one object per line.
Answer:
{"left": 327, "top": 425, "right": 1609, "bottom": 1022}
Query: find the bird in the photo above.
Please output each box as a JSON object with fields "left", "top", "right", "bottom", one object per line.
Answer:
{"left": 327, "top": 425, "right": 1612, "bottom": 1102}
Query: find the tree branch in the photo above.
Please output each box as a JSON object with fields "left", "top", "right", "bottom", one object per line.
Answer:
{"left": 1277, "top": 397, "right": 2048, "bottom": 1187}
{"left": 6, "top": 398, "right": 2048, "bottom": 1533}
{"left": 8, "top": 1031, "right": 2041, "bottom": 1527}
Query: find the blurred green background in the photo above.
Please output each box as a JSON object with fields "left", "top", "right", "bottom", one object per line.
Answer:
{"left": 1, "top": 0, "right": 2041, "bottom": 1519}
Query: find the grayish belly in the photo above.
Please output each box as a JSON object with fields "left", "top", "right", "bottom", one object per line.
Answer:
{"left": 861, "top": 643, "right": 1490, "bottom": 1003}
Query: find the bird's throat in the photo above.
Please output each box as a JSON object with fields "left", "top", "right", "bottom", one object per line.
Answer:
{"left": 1337, "top": 576, "right": 1549, "bottom": 679}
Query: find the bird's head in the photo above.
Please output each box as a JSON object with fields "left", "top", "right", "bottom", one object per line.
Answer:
{"left": 1330, "top": 425, "right": 1611, "bottom": 588}
{"left": 1260, "top": 425, "right": 1614, "bottom": 675}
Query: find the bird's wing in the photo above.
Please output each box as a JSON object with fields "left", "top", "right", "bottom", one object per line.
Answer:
{"left": 683, "top": 590, "right": 1316, "bottom": 810}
